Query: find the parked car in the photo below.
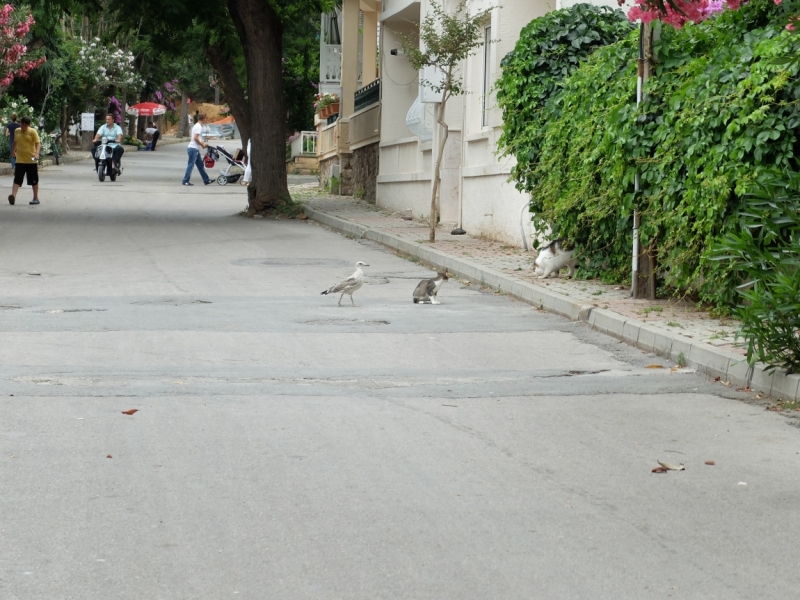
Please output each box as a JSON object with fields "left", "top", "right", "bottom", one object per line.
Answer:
{"left": 219, "top": 123, "right": 235, "bottom": 139}
{"left": 203, "top": 124, "right": 224, "bottom": 139}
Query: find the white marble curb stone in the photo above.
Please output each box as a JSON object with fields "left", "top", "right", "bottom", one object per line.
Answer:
{"left": 304, "top": 205, "right": 800, "bottom": 402}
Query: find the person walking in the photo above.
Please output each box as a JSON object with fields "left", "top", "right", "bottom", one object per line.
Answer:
{"left": 8, "top": 116, "right": 41, "bottom": 206}
{"left": 91, "top": 114, "right": 124, "bottom": 174}
{"left": 5, "top": 113, "right": 19, "bottom": 173}
{"left": 242, "top": 139, "right": 252, "bottom": 186}
{"left": 144, "top": 121, "right": 160, "bottom": 151}
{"left": 182, "top": 113, "right": 212, "bottom": 186}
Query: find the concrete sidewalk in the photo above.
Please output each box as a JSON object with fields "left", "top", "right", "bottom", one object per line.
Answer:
{"left": 294, "top": 185, "right": 800, "bottom": 403}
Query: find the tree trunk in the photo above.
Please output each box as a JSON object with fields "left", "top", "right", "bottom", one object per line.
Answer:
{"left": 227, "top": 0, "right": 289, "bottom": 213}
{"left": 178, "top": 90, "right": 190, "bottom": 137}
{"left": 205, "top": 43, "right": 250, "bottom": 149}
{"left": 80, "top": 102, "right": 95, "bottom": 151}
{"left": 59, "top": 103, "right": 69, "bottom": 154}
{"left": 429, "top": 85, "right": 452, "bottom": 243}
{"left": 117, "top": 91, "right": 126, "bottom": 131}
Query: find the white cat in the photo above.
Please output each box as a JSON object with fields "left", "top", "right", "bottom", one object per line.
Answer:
{"left": 413, "top": 272, "right": 449, "bottom": 304}
{"left": 533, "top": 240, "right": 577, "bottom": 279}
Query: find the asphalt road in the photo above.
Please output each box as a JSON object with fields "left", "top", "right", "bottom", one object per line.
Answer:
{"left": 2, "top": 143, "right": 800, "bottom": 599}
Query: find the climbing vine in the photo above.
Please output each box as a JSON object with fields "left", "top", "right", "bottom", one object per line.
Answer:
{"left": 499, "top": 0, "right": 800, "bottom": 309}
{"left": 496, "top": 4, "right": 633, "bottom": 189}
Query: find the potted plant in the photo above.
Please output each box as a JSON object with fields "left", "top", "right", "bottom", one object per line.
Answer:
{"left": 314, "top": 93, "right": 340, "bottom": 119}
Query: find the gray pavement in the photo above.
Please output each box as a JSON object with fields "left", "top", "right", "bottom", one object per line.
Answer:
{"left": 2, "top": 142, "right": 800, "bottom": 599}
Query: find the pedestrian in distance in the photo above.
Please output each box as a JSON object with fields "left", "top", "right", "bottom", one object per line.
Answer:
{"left": 8, "top": 116, "right": 41, "bottom": 206}
{"left": 144, "top": 121, "right": 160, "bottom": 151}
{"left": 92, "top": 114, "right": 124, "bottom": 174}
{"left": 182, "top": 113, "right": 212, "bottom": 186}
{"left": 242, "top": 138, "right": 252, "bottom": 186}
{"left": 5, "top": 112, "right": 19, "bottom": 173}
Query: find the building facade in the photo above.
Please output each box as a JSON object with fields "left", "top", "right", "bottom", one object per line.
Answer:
{"left": 321, "top": 0, "right": 621, "bottom": 246}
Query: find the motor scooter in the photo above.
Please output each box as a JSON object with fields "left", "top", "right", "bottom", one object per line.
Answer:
{"left": 96, "top": 137, "right": 122, "bottom": 182}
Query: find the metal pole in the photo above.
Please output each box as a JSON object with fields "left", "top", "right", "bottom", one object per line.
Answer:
{"left": 632, "top": 21, "right": 645, "bottom": 298}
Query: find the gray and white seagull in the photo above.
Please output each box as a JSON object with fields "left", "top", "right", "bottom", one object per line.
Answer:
{"left": 321, "top": 261, "right": 369, "bottom": 306}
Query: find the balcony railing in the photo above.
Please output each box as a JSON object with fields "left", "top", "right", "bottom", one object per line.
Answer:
{"left": 289, "top": 131, "right": 317, "bottom": 157}
{"left": 321, "top": 44, "right": 342, "bottom": 84}
{"left": 354, "top": 78, "right": 381, "bottom": 112}
{"left": 318, "top": 121, "right": 339, "bottom": 156}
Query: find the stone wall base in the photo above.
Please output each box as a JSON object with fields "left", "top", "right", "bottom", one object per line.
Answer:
{"left": 319, "top": 154, "right": 354, "bottom": 196}
{"left": 352, "top": 142, "right": 379, "bottom": 204}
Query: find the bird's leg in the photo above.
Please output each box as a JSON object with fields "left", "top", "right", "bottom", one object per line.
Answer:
{"left": 351, "top": 294, "right": 357, "bottom": 307}
{"left": 338, "top": 294, "right": 344, "bottom": 306}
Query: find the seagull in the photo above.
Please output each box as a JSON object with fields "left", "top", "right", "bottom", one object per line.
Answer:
{"left": 321, "top": 261, "right": 369, "bottom": 306}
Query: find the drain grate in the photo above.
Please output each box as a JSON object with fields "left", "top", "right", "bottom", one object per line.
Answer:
{"left": 232, "top": 258, "right": 351, "bottom": 268}
{"left": 302, "top": 318, "right": 390, "bottom": 326}
{"left": 42, "top": 308, "right": 107, "bottom": 313}
{"left": 132, "top": 299, "right": 212, "bottom": 306}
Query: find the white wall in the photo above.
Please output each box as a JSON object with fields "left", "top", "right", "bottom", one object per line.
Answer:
{"left": 377, "top": 0, "right": 619, "bottom": 244}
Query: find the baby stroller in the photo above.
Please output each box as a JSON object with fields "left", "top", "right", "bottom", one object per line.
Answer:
{"left": 209, "top": 145, "right": 245, "bottom": 185}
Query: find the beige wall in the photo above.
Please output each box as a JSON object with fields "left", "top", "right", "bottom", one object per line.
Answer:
{"left": 377, "top": 0, "right": 594, "bottom": 245}
{"left": 378, "top": 21, "right": 420, "bottom": 142}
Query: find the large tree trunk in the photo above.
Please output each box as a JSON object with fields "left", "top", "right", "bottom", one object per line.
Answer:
{"left": 178, "top": 90, "right": 191, "bottom": 137}
{"left": 205, "top": 43, "right": 250, "bottom": 148}
{"left": 227, "top": 0, "right": 289, "bottom": 213}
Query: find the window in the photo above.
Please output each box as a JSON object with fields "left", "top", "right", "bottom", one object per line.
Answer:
{"left": 481, "top": 24, "right": 492, "bottom": 128}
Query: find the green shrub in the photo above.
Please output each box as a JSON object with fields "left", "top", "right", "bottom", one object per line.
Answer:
{"left": 496, "top": 3, "right": 633, "bottom": 186}
{"left": 711, "top": 171, "right": 800, "bottom": 373}
{"left": 500, "top": 0, "right": 800, "bottom": 307}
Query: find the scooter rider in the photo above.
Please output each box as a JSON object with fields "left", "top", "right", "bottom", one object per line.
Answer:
{"left": 92, "top": 114, "right": 124, "bottom": 173}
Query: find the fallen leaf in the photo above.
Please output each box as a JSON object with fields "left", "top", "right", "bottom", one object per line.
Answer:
{"left": 721, "top": 381, "right": 731, "bottom": 386}
{"left": 296, "top": 214, "right": 308, "bottom": 220}
{"left": 651, "top": 466, "right": 668, "bottom": 473}
{"left": 657, "top": 460, "right": 685, "bottom": 471}
{"left": 121, "top": 409, "right": 138, "bottom": 415}
{"left": 106, "top": 454, "right": 112, "bottom": 459}
{"left": 714, "top": 376, "right": 721, "bottom": 382}
{"left": 705, "top": 460, "right": 715, "bottom": 466}
{"left": 646, "top": 364, "right": 665, "bottom": 369}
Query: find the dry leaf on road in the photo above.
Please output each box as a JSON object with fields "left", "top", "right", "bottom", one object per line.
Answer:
{"left": 651, "top": 466, "right": 669, "bottom": 473}
{"left": 106, "top": 454, "right": 112, "bottom": 458}
{"left": 121, "top": 409, "right": 138, "bottom": 415}
{"left": 645, "top": 365, "right": 665, "bottom": 369}
{"left": 657, "top": 460, "right": 685, "bottom": 471}
{"left": 705, "top": 460, "right": 715, "bottom": 465}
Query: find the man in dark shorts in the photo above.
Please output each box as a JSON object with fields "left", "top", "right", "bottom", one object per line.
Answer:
{"left": 8, "top": 116, "right": 41, "bottom": 206}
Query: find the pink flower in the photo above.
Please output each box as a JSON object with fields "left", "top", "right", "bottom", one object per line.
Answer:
{"left": 775, "top": 0, "right": 783, "bottom": 5}
{"left": 788, "top": 22, "right": 796, "bottom": 30}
